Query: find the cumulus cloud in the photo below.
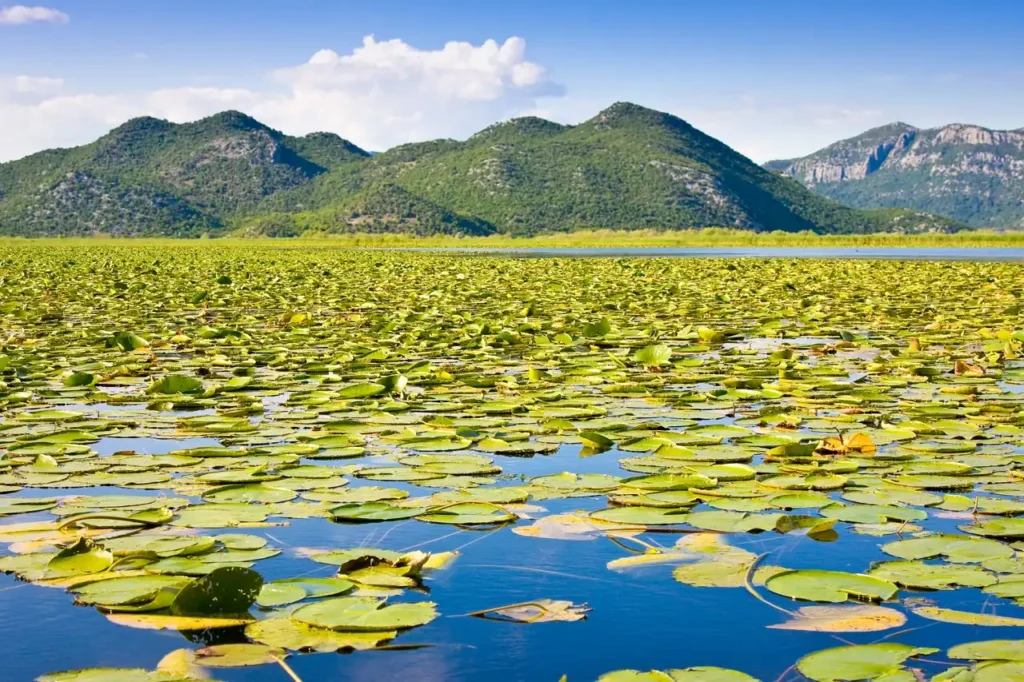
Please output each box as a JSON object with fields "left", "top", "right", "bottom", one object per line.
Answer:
{"left": 252, "top": 36, "right": 562, "bottom": 150}
{"left": 0, "top": 5, "right": 69, "bottom": 25}
{"left": 0, "top": 35, "right": 563, "bottom": 162}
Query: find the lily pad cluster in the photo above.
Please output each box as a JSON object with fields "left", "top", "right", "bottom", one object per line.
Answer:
{"left": 4, "top": 244, "right": 1024, "bottom": 680}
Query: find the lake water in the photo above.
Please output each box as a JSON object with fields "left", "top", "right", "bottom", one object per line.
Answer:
{"left": 3, "top": 433, "right": 1022, "bottom": 682}
{"left": 4, "top": 250, "right": 1024, "bottom": 682}
{"left": 398, "top": 247, "right": 1024, "bottom": 261}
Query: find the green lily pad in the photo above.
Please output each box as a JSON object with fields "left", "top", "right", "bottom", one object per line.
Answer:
{"left": 291, "top": 597, "right": 437, "bottom": 632}
{"left": 245, "top": 617, "right": 396, "bottom": 651}
{"left": 170, "top": 566, "right": 262, "bottom": 616}
{"left": 764, "top": 570, "right": 898, "bottom": 603}
{"left": 796, "top": 644, "right": 938, "bottom": 682}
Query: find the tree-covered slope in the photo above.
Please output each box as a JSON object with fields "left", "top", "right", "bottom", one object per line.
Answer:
{"left": 0, "top": 112, "right": 363, "bottom": 236}
{"left": 767, "top": 122, "right": 1024, "bottom": 228}
{"left": 0, "top": 103, "right": 965, "bottom": 236}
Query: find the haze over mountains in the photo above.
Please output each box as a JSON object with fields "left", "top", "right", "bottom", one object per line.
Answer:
{"left": 767, "top": 122, "right": 1024, "bottom": 229}
{"left": 0, "top": 102, "right": 963, "bottom": 237}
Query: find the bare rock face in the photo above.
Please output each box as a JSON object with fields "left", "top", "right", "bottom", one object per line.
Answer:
{"left": 767, "top": 121, "right": 1024, "bottom": 227}
{"left": 778, "top": 124, "right": 918, "bottom": 185}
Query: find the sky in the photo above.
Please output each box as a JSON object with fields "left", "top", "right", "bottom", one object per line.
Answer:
{"left": 2, "top": 0, "right": 1024, "bottom": 164}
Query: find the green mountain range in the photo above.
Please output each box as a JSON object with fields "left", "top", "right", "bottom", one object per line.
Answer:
{"left": 766, "top": 122, "right": 1024, "bottom": 228}
{"left": 0, "top": 103, "right": 964, "bottom": 237}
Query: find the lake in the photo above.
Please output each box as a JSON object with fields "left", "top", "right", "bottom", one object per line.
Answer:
{"left": 2, "top": 243, "right": 1024, "bottom": 682}
{"left": 398, "top": 246, "right": 1024, "bottom": 261}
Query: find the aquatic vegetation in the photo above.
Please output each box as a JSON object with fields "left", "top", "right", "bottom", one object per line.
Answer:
{"left": 5, "top": 241, "right": 1024, "bottom": 680}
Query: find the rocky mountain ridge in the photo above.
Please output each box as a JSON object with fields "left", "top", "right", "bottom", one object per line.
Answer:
{"left": 768, "top": 122, "right": 1024, "bottom": 227}
{"left": 0, "top": 103, "right": 966, "bottom": 236}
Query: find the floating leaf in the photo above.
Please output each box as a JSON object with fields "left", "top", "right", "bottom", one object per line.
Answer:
{"left": 170, "top": 566, "right": 263, "bottom": 616}
{"left": 146, "top": 375, "right": 204, "bottom": 395}
{"left": 192, "top": 643, "right": 287, "bottom": 668}
{"left": 634, "top": 344, "right": 672, "bottom": 367}
{"left": 948, "top": 640, "right": 1024, "bottom": 661}
{"left": 768, "top": 605, "right": 906, "bottom": 633}
{"left": 291, "top": 597, "right": 438, "bottom": 632}
{"left": 764, "top": 570, "right": 898, "bottom": 603}
{"left": 796, "top": 644, "right": 938, "bottom": 682}
{"left": 245, "top": 617, "right": 396, "bottom": 652}
{"left": 598, "top": 668, "right": 759, "bottom": 681}
{"left": 37, "top": 669, "right": 207, "bottom": 682}
{"left": 471, "top": 599, "right": 590, "bottom": 623}
{"left": 911, "top": 605, "right": 1024, "bottom": 626}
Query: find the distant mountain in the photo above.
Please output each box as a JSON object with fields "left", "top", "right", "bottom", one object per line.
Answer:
{"left": 766, "top": 122, "right": 1024, "bottom": 228}
{"left": 0, "top": 103, "right": 965, "bottom": 237}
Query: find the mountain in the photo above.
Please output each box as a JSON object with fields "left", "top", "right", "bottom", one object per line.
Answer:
{"left": 0, "top": 103, "right": 965, "bottom": 237}
{"left": 766, "top": 122, "right": 1024, "bottom": 228}
{"left": 0, "top": 112, "right": 364, "bottom": 236}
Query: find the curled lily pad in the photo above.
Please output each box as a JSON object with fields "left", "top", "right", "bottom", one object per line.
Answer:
{"left": 146, "top": 375, "right": 204, "bottom": 395}
{"left": 170, "top": 566, "right": 263, "bottom": 616}
{"left": 48, "top": 538, "right": 113, "bottom": 576}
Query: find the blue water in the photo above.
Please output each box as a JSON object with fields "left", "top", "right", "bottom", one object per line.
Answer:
{"left": 394, "top": 247, "right": 1024, "bottom": 261}
{"left": 3, "top": 436, "right": 1022, "bottom": 682}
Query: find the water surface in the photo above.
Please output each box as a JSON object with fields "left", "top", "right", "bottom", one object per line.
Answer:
{"left": 397, "top": 246, "right": 1024, "bottom": 261}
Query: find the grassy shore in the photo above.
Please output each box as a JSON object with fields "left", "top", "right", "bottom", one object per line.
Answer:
{"left": 4, "top": 228, "right": 1024, "bottom": 248}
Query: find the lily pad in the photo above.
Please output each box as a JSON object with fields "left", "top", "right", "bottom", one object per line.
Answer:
{"left": 291, "top": 597, "right": 438, "bottom": 632}
{"left": 796, "top": 644, "right": 938, "bottom": 682}
{"left": 764, "top": 570, "right": 898, "bottom": 603}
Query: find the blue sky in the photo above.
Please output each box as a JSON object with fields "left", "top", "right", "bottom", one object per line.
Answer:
{"left": 2, "top": 0, "right": 1023, "bottom": 162}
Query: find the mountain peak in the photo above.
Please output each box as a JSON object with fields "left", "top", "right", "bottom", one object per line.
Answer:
{"left": 193, "top": 110, "right": 270, "bottom": 133}
{"left": 870, "top": 121, "right": 918, "bottom": 132}
{"left": 469, "top": 116, "right": 569, "bottom": 142}
{"left": 105, "top": 115, "right": 175, "bottom": 138}
{"left": 589, "top": 101, "right": 674, "bottom": 126}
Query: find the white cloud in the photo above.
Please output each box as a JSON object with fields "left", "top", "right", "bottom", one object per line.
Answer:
{"left": 253, "top": 36, "right": 561, "bottom": 149}
{"left": 0, "top": 35, "right": 562, "bottom": 162}
{"left": 0, "top": 5, "right": 69, "bottom": 25}
{"left": 2, "top": 75, "right": 63, "bottom": 96}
